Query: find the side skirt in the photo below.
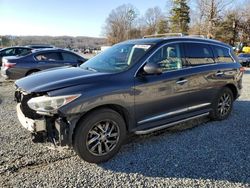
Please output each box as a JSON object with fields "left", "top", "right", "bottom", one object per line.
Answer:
{"left": 134, "top": 112, "right": 209, "bottom": 135}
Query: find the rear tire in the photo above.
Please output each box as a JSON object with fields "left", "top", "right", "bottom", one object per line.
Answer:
{"left": 73, "top": 108, "right": 126, "bottom": 163}
{"left": 210, "top": 87, "right": 233, "bottom": 120}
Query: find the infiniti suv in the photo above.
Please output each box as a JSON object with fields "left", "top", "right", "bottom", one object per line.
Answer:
{"left": 14, "top": 37, "right": 243, "bottom": 163}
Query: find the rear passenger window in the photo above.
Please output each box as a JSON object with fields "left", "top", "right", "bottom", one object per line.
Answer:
{"left": 35, "top": 52, "right": 61, "bottom": 61}
{"left": 147, "top": 43, "right": 183, "bottom": 72}
{"left": 184, "top": 43, "right": 214, "bottom": 66}
{"left": 212, "top": 46, "right": 234, "bottom": 63}
{"left": 17, "top": 48, "right": 31, "bottom": 56}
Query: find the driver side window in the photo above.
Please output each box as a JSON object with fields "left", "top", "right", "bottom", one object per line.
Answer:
{"left": 148, "top": 43, "right": 183, "bottom": 72}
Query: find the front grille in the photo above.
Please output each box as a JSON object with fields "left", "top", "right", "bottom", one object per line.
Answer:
{"left": 15, "top": 90, "right": 42, "bottom": 119}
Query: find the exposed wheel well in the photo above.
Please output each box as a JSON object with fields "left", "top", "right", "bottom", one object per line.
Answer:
{"left": 25, "top": 69, "right": 40, "bottom": 76}
{"left": 225, "top": 84, "right": 238, "bottom": 100}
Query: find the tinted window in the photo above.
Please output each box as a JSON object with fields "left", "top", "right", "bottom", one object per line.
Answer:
{"left": 35, "top": 52, "right": 61, "bottom": 61}
{"left": 213, "top": 46, "right": 234, "bottom": 63}
{"left": 2, "top": 48, "right": 15, "bottom": 56}
{"left": 16, "top": 48, "right": 32, "bottom": 56}
{"left": 184, "top": 43, "right": 214, "bottom": 65}
{"left": 62, "top": 52, "right": 79, "bottom": 62}
{"left": 147, "top": 43, "right": 183, "bottom": 72}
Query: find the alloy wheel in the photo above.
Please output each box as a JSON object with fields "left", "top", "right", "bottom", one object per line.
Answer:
{"left": 86, "top": 120, "right": 120, "bottom": 156}
{"left": 217, "top": 92, "right": 232, "bottom": 117}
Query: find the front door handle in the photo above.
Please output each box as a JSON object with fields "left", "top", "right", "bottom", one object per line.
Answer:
{"left": 176, "top": 79, "right": 187, "bottom": 85}
{"left": 216, "top": 71, "right": 224, "bottom": 76}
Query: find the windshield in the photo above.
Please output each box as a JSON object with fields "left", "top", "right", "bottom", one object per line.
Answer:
{"left": 80, "top": 43, "right": 152, "bottom": 73}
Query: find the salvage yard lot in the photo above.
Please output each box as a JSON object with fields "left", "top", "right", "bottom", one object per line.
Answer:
{"left": 0, "top": 70, "right": 250, "bottom": 187}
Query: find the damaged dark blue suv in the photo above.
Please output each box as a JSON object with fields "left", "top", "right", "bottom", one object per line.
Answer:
{"left": 15, "top": 37, "right": 243, "bottom": 163}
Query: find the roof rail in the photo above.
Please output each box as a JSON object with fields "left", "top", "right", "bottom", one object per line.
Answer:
{"left": 143, "top": 33, "right": 184, "bottom": 38}
{"left": 143, "top": 33, "right": 207, "bottom": 39}
{"left": 187, "top": 34, "right": 206, "bottom": 38}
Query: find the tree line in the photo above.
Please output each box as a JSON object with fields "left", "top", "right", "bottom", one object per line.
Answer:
{"left": 0, "top": 36, "right": 107, "bottom": 49}
{"left": 103, "top": 0, "right": 250, "bottom": 46}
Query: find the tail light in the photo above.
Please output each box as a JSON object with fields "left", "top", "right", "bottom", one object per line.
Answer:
{"left": 240, "top": 67, "right": 245, "bottom": 73}
{"left": 3, "top": 61, "right": 16, "bottom": 68}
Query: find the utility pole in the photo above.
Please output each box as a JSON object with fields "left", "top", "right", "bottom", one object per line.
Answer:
{"left": 127, "top": 9, "right": 136, "bottom": 40}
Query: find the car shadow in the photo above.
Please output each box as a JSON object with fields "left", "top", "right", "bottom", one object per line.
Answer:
{"left": 100, "top": 100, "right": 250, "bottom": 184}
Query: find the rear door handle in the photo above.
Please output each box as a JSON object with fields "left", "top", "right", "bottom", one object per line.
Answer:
{"left": 176, "top": 79, "right": 187, "bottom": 85}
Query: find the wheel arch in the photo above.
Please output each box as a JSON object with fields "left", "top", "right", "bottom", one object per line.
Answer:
{"left": 224, "top": 83, "right": 238, "bottom": 100}
{"left": 25, "top": 69, "right": 40, "bottom": 76}
{"left": 70, "top": 104, "right": 132, "bottom": 145}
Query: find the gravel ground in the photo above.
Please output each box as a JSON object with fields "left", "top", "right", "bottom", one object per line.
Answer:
{"left": 0, "top": 70, "right": 250, "bottom": 188}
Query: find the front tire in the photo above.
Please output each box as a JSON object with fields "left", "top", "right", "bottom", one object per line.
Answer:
{"left": 210, "top": 87, "right": 234, "bottom": 120}
{"left": 73, "top": 108, "right": 126, "bottom": 163}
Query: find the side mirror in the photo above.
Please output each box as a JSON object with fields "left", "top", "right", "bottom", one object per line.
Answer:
{"left": 143, "top": 62, "right": 162, "bottom": 75}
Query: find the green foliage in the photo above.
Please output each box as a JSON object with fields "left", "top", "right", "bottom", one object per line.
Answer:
{"left": 169, "top": 0, "right": 190, "bottom": 33}
{"left": 215, "top": 12, "right": 239, "bottom": 45}
{"left": 157, "top": 19, "right": 169, "bottom": 34}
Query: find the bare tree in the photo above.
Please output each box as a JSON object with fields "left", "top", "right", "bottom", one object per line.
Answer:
{"left": 143, "top": 6, "right": 164, "bottom": 35}
{"left": 195, "top": 0, "right": 234, "bottom": 38}
{"left": 103, "top": 4, "right": 138, "bottom": 44}
{"left": 237, "top": 1, "right": 250, "bottom": 42}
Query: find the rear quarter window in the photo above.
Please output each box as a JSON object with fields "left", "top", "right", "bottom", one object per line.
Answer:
{"left": 61, "top": 52, "right": 79, "bottom": 62}
{"left": 184, "top": 43, "right": 214, "bottom": 66}
{"left": 212, "top": 45, "right": 234, "bottom": 63}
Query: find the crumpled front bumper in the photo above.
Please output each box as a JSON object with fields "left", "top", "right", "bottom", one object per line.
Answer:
{"left": 16, "top": 102, "right": 71, "bottom": 146}
{"left": 16, "top": 103, "right": 46, "bottom": 132}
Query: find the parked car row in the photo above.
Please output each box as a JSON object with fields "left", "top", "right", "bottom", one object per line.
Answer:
{"left": 1, "top": 46, "right": 87, "bottom": 79}
{"left": 0, "top": 46, "right": 33, "bottom": 66}
{"left": 238, "top": 53, "right": 250, "bottom": 67}
{"left": 0, "top": 44, "right": 55, "bottom": 66}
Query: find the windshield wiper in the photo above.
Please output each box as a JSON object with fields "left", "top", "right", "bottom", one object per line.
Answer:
{"left": 88, "top": 67, "right": 98, "bottom": 72}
